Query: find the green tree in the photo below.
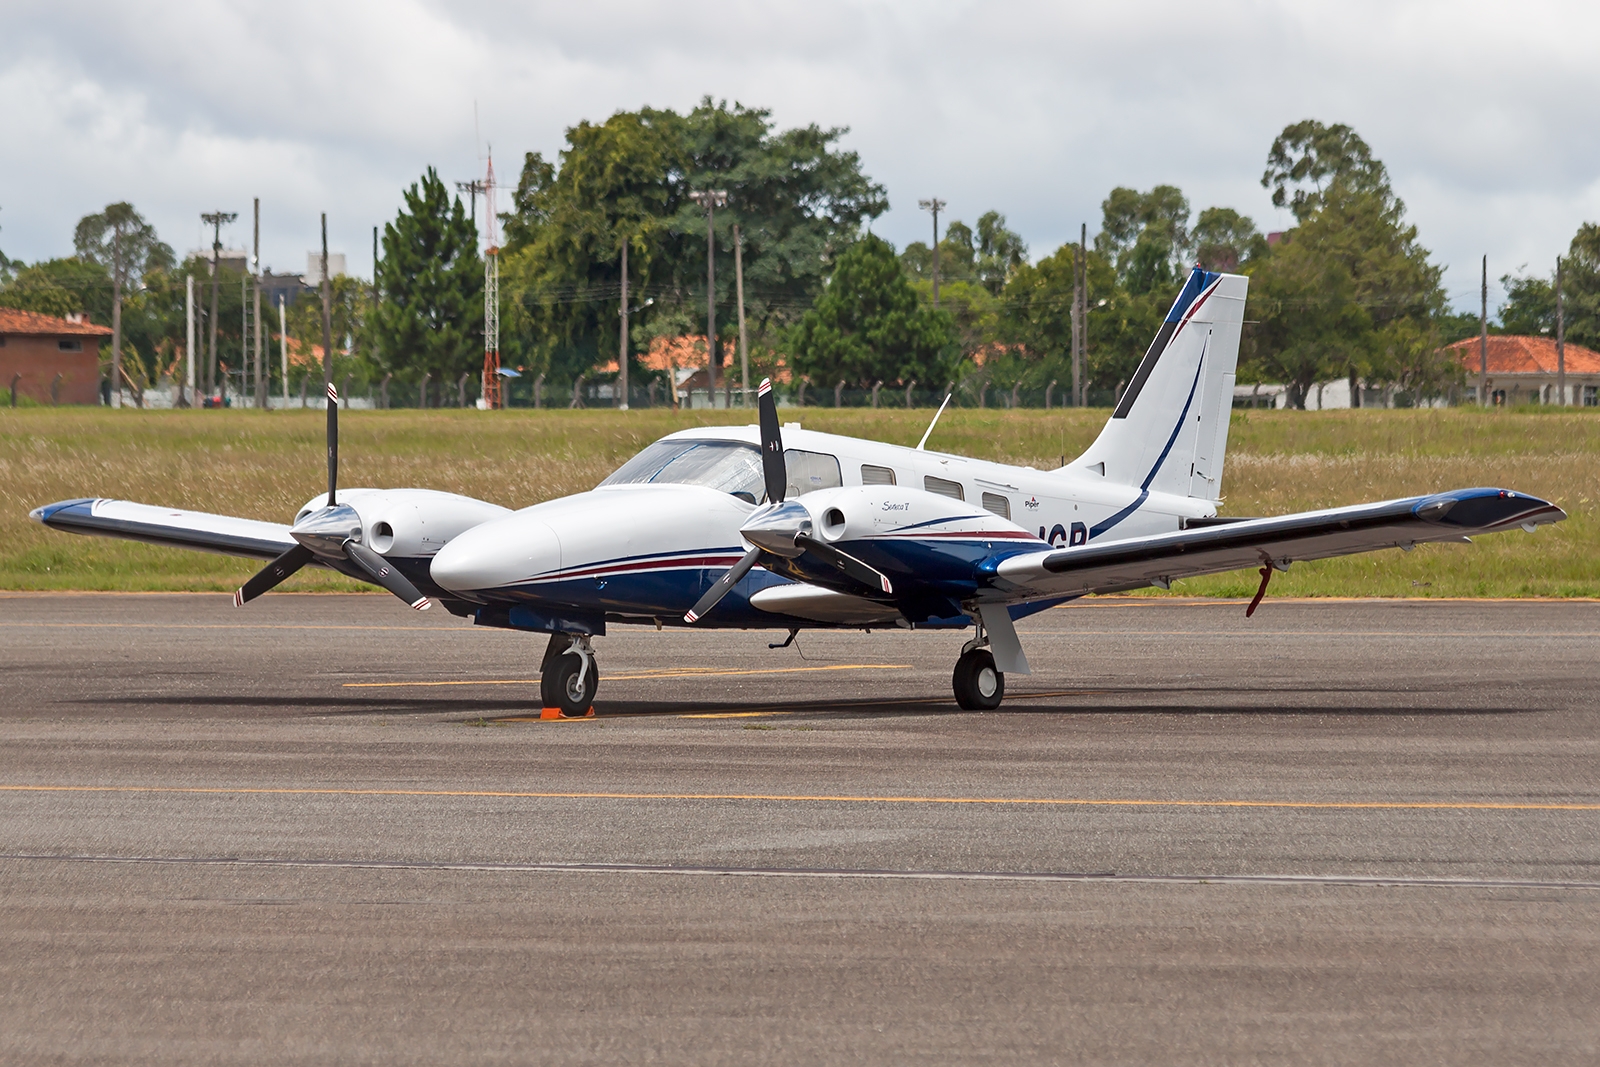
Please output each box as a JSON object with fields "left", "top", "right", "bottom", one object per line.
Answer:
{"left": 501, "top": 99, "right": 886, "bottom": 392}
{"left": 1245, "top": 124, "right": 1446, "bottom": 406}
{"left": 1192, "top": 207, "right": 1267, "bottom": 272}
{"left": 1262, "top": 120, "right": 1387, "bottom": 223}
{"left": 1096, "top": 185, "right": 1191, "bottom": 291}
{"left": 0, "top": 257, "right": 115, "bottom": 321}
{"left": 1500, "top": 223, "right": 1600, "bottom": 351}
{"left": 788, "top": 235, "right": 953, "bottom": 390}
{"left": 374, "top": 167, "right": 482, "bottom": 390}
{"left": 72, "top": 203, "right": 174, "bottom": 403}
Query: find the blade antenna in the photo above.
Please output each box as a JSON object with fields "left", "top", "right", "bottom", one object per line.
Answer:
{"left": 916, "top": 393, "right": 952, "bottom": 451}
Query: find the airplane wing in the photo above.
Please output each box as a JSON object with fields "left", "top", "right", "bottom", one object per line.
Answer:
{"left": 992, "top": 487, "right": 1565, "bottom": 599}
{"left": 30, "top": 498, "right": 298, "bottom": 563}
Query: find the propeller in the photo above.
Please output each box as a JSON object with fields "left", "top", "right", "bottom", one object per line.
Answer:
{"left": 233, "top": 379, "right": 431, "bottom": 611}
{"left": 684, "top": 378, "right": 891, "bottom": 624}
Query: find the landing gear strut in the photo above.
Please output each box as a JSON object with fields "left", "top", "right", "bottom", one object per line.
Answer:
{"left": 540, "top": 633, "right": 598, "bottom": 717}
{"left": 952, "top": 620, "right": 1005, "bottom": 711}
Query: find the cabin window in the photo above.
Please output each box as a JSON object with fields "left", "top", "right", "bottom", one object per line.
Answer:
{"left": 58, "top": 339, "right": 82, "bottom": 352}
{"left": 861, "top": 464, "right": 896, "bottom": 485}
{"left": 784, "top": 449, "right": 842, "bottom": 498}
{"left": 924, "top": 475, "right": 964, "bottom": 501}
{"left": 600, "top": 439, "right": 765, "bottom": 500}
{"left": 980, "top": 492, "right": 1011, "bottom": 519}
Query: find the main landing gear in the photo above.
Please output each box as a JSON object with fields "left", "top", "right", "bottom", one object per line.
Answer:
{"left": 952, "top": 619, "right": 1005, "bottom": 711}
{"left": 541, "top": 633, "right": 598, "bottom": 717}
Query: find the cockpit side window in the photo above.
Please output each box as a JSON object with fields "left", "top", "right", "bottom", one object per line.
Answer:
{"left": 784, "top": 449, "right": 842, "bottom": 498}
{"left": 600, "top": 439, "right": 765, "bottom": 500}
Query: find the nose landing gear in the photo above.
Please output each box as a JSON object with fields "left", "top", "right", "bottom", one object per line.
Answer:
{"left": 952, "top": 619, "right": 1005, "bottom": 711}
{"left": 540, "top": 633, "right": 598, "bottom": 717}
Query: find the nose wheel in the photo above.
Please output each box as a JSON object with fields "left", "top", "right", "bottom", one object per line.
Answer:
{"left": 540, "top": 634, "right": 599, "bottom": 717}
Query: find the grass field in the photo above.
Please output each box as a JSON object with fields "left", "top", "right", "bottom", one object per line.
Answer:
{"left": 1, "top": 406, "right": 1595, "bottom": 597}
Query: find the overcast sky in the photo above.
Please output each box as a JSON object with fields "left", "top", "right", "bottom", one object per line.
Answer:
{"left": 4, "top": 0, "right": 1597, "bottom": 313}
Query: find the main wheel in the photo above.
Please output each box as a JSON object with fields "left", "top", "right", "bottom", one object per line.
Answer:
{"left": 544, "top": 650, "right": 598, "bottom": 717}
{"left": 952, "top": 647, "right": 1004, "bottom": 710}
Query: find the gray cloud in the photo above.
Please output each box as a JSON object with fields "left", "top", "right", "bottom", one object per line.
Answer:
{"left": 3, "top": 0, "right": 1596, "bottom": 311}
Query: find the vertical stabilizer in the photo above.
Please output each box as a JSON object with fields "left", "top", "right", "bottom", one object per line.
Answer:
{"left": 1071, "top": 269, "right": 1247, "bottom": 503}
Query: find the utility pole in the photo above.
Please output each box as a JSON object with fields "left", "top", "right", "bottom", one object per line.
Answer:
{"left": 321, "top": 214, "right": 334, "bottom": 403}
{"left": 184, "top": 273, "right": 195, "bottom": 406}
{"left": 919, "top": 198, "right": 946, "bottom": 308}
{"left": 201, "top": 210, "right": 235, "bottom": 398}
{"left": 108, "top": 222, "right": 124, "bottom": 407}
{"left": 734, "top": 223, "right": 749, "bottom": 407}
{"left": 618, "top": 241, "right": 629, "bottom": 410}
{"left": 1479, "top": 254, "right": 1489, "bottom": 406}
{"left": 1071, "top": 223, "right": 1084, "bottom": 407}
{"left": 1556, "top": 255, "right": 1566, "bottom": 406}
{"left": 254, "top": 199, "right": 264, "bottom": 408}
{"left": 689, "top": 189, "right": 727, "bottom": 405}
{"left": 278, "top": 294, "right": 289, "bottom": 407}
{"left": 455, "top": 179, "right": 486, "bottom": 227}
{"left": 372, "top": 225, "right": 381, "bottom": 393}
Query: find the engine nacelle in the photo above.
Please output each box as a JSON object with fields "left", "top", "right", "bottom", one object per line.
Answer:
{"left": 783, "top": 484, "right": 1037, "bottom": 545}
{"left": 294, "top": 489, "right": 510, "bottom": 560}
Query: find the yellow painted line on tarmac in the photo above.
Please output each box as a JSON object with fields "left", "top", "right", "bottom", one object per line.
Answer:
{"left": 1, "top": 783, "right": 1596, "bottom": 813}
{"left": 342, "top": 664, "right": 913, "bottom": 688}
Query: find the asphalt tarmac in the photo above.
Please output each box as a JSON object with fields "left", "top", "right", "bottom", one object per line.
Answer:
{"left": 1, "top": 591, "right": 1597, "bottom": 1064}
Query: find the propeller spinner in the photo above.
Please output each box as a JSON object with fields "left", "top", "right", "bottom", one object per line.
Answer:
{"left": 233, "top": 380, "right": 431, "bottom": 611}
{"left": 683, "top": 379, "right": 891, "bottom": 624}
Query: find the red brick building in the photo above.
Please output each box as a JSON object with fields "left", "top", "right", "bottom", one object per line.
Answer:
{"left": 1447, "top": 334, "right": 1600, "bottom": 406}
{"left": 0, "top": 308, "right": 113, "bottom": 405}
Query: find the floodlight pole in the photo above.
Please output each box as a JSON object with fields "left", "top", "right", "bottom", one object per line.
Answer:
{"left": 201, "top": 210, "right": 236, "bottom": 397}
{"left": 689, "top": 189, "right": 727, "bottom": 406}
{"left": 919, "top": 197, "right": 946, "bottom": 308}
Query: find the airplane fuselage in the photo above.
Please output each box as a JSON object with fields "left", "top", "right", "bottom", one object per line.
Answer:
{"left": 428, "top": 423, "right": 1219, "bottom": 634}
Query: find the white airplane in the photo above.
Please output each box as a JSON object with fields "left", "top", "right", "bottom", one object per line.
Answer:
{"left": 32, "top": 268, "right": 1565, "bottom": 715}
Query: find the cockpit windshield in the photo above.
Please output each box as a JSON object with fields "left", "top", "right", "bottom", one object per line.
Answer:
{"left": 599, "top": 439, "right": 766, "bottom": 502}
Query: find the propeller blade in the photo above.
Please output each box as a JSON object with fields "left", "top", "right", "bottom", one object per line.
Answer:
{"left": 343, "top": 540, "right": 431, "bottom": 610}
{"left": 757, "top": 378, "right": 786, "bottom": 504}
{"left": 325, "top": 379, "right": 339, "bottom": 507}
{"left": 794, "top": 535, "right": 894, "bottom": 596}
{"left": 684, "top": 545, "right": 763, "bottom": 624}
{"left": 234, "top": 544, "right": 315, "bottom": 607}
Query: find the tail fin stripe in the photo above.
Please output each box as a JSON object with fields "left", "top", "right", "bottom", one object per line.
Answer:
{"left": 1111, "top": 276, "right": 1220, "bottom": 420}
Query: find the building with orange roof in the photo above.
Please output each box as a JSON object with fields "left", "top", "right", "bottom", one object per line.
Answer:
{"left": 1446, "top": 335, "right": 1600, "bottom": 406}
{"left": 0, "top": 308, "right": 113, "bottom": 405}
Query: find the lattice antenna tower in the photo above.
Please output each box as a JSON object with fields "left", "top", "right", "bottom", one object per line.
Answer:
{"left": 481, "top": 149, "right": 502, "bottom": 409}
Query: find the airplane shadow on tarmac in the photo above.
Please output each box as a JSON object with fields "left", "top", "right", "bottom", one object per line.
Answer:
{"left": 83, "top": 688, "right": 1532, "bottom": 722}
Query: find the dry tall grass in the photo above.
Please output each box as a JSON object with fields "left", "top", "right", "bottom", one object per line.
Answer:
{"left": 1, "top": 406, "right": 1593, "bottom": 596}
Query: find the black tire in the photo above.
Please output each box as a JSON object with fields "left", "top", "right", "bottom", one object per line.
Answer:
{"left": 544, "top": 652, "right": 598, "bottom": 717}
{"left": 952, "top": 647, "right": 1004, "bottom": 711}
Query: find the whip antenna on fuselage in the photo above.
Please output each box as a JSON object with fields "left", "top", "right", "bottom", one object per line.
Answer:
{"left": 915, "top": 393, "right": 952, "bottom": 451}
